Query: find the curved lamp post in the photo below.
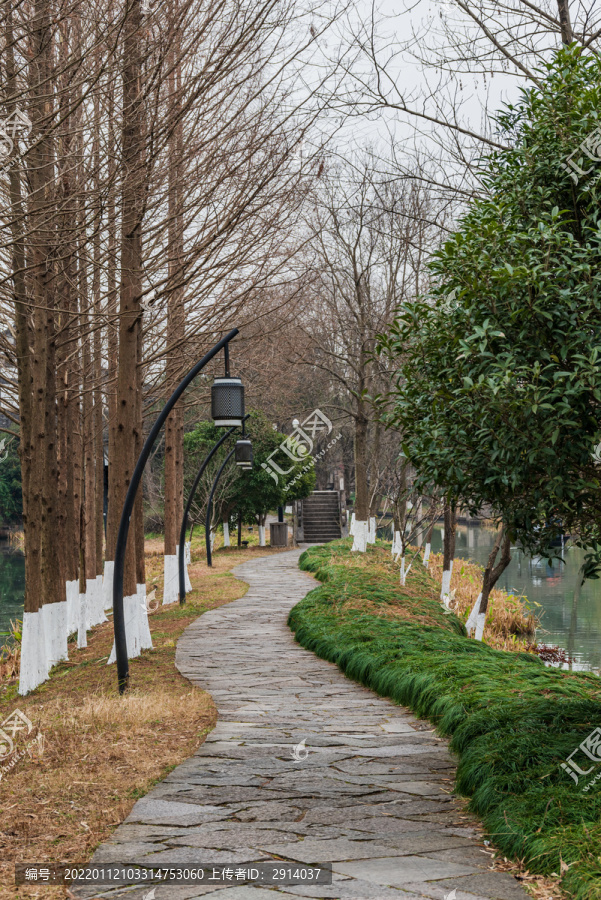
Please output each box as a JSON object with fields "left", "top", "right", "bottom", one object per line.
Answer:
{"left": 112, "top": 328, "right": 239, "bottom": 694}
{"left": 205, "top": 446, "right": 236, "bottom": 567}
{"left": 206, "top": 434, "right": 253, "bottom": 566}
{"left": 178, "top": 414, "right": 250, "bottom": 604}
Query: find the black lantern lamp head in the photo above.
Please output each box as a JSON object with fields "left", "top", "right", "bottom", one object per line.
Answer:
{"left": 235, "top": 438, "right": 253, "bottom": 469}
{"left": 211, "top": 344, "right": 244, "bottom": 427}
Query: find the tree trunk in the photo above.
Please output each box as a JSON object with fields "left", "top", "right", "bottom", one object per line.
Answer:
{"left": 112, "top": 0, "right": 146, "bottom": 603}
{"left": 442, "top": 502, "right": 457, "bottom": 570}
{"left": 354, "top": 406, "right": 369, "bottom": 520}
{"left": 19, "top": 0, "right": 55, "bottom": 692}
{"left": 352, "top": 402, "right": 369, "bottom": 552}
{"left": 80, "top": 217, "right": 103, "bottom": 629}
{"left": 163, "top": 27, "right": 185, "bottom": 559}
{"left": 466, "top": 529, "right": 512, "bottom": 640}
{"left": 422, "top": 517, "right": 435, "bottom": 567}
{"left": 441, "top": 502, "right": 457, "bottom": 602}
{"left": 93, "top": 72, "right": 104, "bottom": 579}
{"left": 134, "top": 322, "right": 146, "bottom": 589}
{"left": 105, "top": 78, "right": 119, "bottom": 564}
{"left": 2, "top": 2, "right": 32, "bottom": 599}
{"left": 557, "top": 0, "right": 573, "bottom": 43}
{"left": 81, "top": 269, "right": 96, "bottom": 596}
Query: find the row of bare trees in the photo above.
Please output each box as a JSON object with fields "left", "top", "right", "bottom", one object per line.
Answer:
{"left": 0, "top": 0, "right": 341, "bottom": 693}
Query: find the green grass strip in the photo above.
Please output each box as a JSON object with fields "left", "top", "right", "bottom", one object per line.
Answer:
{"left": 288, "top": 539, "right": 601, "bottom": 900}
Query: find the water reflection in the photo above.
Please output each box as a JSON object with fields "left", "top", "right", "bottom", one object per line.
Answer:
{"left": 0, "top": 541, "right": 25, "bottom": 638}
{"left": 429, "top": 524, "right": 601, "bottom": 673}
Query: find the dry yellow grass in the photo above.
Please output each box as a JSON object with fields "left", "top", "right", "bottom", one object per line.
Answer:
{"left": 427, "top": 551, "right": 539, "bottom": 650}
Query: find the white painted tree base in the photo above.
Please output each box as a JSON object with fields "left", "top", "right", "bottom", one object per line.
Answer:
{"left": 66, "top": 579, "right": 79, "bottom": 636}
{"left": 223, "top": 522, "right": 230, "bottom": 548}
{"left": 96, "top": 574, "right": 107, "bottom": 623}
{"left": 176, "top": 544, "right": 192, "bottom": 593}
{"left": 474, "top": 612, "right": 486, "bottom": 641}
{"left": 349, "top": 513, "right": 355, "bottom": 535}
{"left": 77, "top": 592, "right": 87, "bottom": 648}
{"left": 162, "top": 554, "right": 179, "bottom": 605}
{"left": 42, "top": 604, "right": 53, "bottom": 670}
{"left": 466, "top": 593, "right": 482, "bottom": 635}
{"left": 400, "top": 557, "right": 413, "bottom": 586}
{"left": 50, "top": 600, "right": 68, "bottom": 665}
{"left": 440, "top": 569, "right": 452, "bottom": 604}
{"left": 351, "top": 520, "right": 368, "bottom": 553}
{"left": 107, "top": 593, "right": 141, "bottom": 663}
{"left": 422, "top": 543, "right": 431, "bottom": 567}
{"left": 137, "top": 584, "right": 153, "bottom": 650}
{"left": 367, "top": 517, "right": 376, "bottom": 543}
{"left": 103, "top": 560, "right": 114, "bottom": 610}
{"left": 19, "top": 610, "right": 48, "bottom": 695}
{"left": 258, "top": 525, "right": 266, "bottom": 546}
{"left": 392, "top": 530, "right": 402, "bottom": 558}
{"left": 86, "top": 577, "right": 105, "bottom": 628}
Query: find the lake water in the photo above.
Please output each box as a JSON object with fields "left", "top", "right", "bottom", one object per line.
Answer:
{"left": 429, "top": 524, "right": 601, "bottom": 673}
{"left": 0, "top": 542, "right": 25, "bottom": 639}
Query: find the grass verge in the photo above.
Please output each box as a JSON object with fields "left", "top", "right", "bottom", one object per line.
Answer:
{"left": 288, "top": 539, "right": 601, "bottom": 900}
{"left": 0, "top": 537, "right": 282, "bottom": 900}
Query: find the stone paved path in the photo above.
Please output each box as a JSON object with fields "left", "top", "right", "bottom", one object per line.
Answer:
{"left": 75, "top": 549, "right": 529, "bottom": 900}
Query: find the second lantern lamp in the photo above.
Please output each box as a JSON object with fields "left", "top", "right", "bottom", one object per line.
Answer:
{"left": 210, "top": 344, "right": 252, "bottom": 468}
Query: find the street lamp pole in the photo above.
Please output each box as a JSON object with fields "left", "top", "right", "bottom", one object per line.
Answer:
{"left": 178, "top": 414, "right": 249, "bottom": 604}
{"left": 112, "top": 328, "right": 239, "bottom": 695}
{"left": 205, "top": 446, "right": 237, "bottom": 567}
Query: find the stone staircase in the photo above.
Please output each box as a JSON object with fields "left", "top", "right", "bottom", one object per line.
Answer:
{"left": 301, "top": 490, "right": 341, "bottom": 543}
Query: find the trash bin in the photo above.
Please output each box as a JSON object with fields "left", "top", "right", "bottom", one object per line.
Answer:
{"left": 270, "top": 522, "right": 289, "bottom": 547}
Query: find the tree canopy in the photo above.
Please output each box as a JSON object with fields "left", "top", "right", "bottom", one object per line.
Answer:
{"left": 183, "top": 411, "right": 316, "bottom": 529}
{"left": 379, "top": 48, "right": 601, "bottom": 563}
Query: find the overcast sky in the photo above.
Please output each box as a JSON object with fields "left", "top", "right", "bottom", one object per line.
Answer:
{"left": 333, "top": 0, "right": 526, "bottom": 159}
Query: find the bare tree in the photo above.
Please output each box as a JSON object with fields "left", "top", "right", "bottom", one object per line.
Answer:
{"left": 294, "top": 153, "right": 439, "bottom": 550}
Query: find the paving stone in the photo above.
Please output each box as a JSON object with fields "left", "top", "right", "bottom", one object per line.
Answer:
{"left": 285, "top": 879, "right": 423, "bottom": 899}
{"left": 73, "top": 549, "right": 527, "bottom": 900}
{"left": 114, "top": 824, "right": 194, "bottom": 840}
{"left": 125, "top": 799, "right": 232, "bottom": 825}
{"left": 300, "top": 806, "right": 409, "bottom": 826}
{"left": 166, "top": 831, "right": 303, "bottom": 848}
{"left": 428, "top": 874, "right": 530, "bottom": 900}
{"left": 256, "top": 837, "right": 404, "bottom": 862}
{"left": 342, "top": 820, "right": 432, "bottom": 837}
{"left": 421, "top": 847, "right": 494, "bottom": 868}
{"left": 395, "top": 884, "right": 492, "bottom": 900}
{"left": 374, "top": 800, "right": 454, "bottom": 816}
{"left": 333, "top": 855, "right": 479, "bottom": 885}
{"left": 367, "top": 833, "right": 475, "bottom": 856}
{"left": 92, "top": 841, "right": 170, "bottom": 861}
{"left": 122, "top": 847, "right": 271, "bottom": 865}
{"left": 380, "top": 722, "right": 419, "bottom": 734}
{"left": 195, "top": 889, "right": 290, "bottom": 898}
